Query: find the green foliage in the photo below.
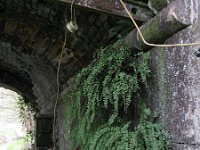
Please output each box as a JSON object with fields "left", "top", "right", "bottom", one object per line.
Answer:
{"left": 16, "top": 97, "right": 35, "bottom": 148}
{"left": 130, "top": 106, "right": 171, "bottom": 150}
{"left": 16, "top": 97, "right": 35, "bottom": 125}
{"left": 65, "top": 39, "right": 170, "bottom": 149}
{"left": 7, "top": 139, "right": 25, "bottom": 150}
{"left": 82, "top": 108, "right": 170, "bottom": 150}
{"left": 24, "top": 131, "right": 34, "bottom": 145}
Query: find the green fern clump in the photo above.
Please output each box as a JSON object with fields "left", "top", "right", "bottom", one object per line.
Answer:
{"left": 131, "top": 107, "right": 171, "bottom": 150}
{"left": 83, "top": 108, "right": 170, "bottom": 150}
{"left": 65, "top": 39, "right": 170, "bottom": 149}
{"left": 75, "top": 39, "right": 150, "bottom": 124}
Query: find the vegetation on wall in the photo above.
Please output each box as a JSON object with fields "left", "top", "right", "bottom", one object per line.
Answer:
{"left": 65, "top": 39, "right": 170, "bottom": 150}
{"left": 16, "top": 97, "right": 36, "bottom": 125}
{"left": 16, "top": 97, "right": 36, "bottom": 147}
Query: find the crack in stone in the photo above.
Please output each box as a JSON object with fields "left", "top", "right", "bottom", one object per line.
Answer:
{"left": 173, "top": 141, "right": 200, "bottom": 147}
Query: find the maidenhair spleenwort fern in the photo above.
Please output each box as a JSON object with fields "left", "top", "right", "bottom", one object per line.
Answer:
{"left": 65, "top": 39, "right": 171, "bottom": 150}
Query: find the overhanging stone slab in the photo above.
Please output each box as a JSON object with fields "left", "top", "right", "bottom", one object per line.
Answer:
{"left": 55, "top": 0, "right": 154, "bottom": 22}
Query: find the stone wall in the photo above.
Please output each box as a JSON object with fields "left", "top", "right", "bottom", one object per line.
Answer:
{"left": 2, "top": 0, "right": 200, "bottom": 149}
{"left": 55, "top": 0, "right": 200, "bottom": 149}
{"left": 0, "top": 0, "right": 119, "bottom": 114}
{"left": 147, "top": 1, "right": 200, "bottom": 148}
{"left": 0, "top": 0, "right": 120, "bottom": 148}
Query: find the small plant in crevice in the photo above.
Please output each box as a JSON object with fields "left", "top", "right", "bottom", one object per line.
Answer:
{"left": 65, "top": 39, "right": 171, "bottom": 150}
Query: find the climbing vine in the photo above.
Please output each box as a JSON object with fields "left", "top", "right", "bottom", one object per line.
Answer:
{"left": 65, "top": 39, "right": 170, "bottom": 150}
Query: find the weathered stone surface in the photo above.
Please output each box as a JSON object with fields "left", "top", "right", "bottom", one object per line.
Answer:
{"left": 125, "top": 0, "right": 197, "bottom": 52}
{"left": 57, "top": 98, "right": 69, "bottom": 150}
{"left": 146, "top": 0, "right": 200, "bottom": 148}
{"left": 0, "top": 0, "right": 119, "bottom": 114}
{"left": 57, "top": 78, "right": 74, "bottom": 150}
{"left": 2, "top": 0, "right": 200, "bottom": 149}
{"left": 148, "top": 0, "right": 171, "bottom": 14}
{"left": 0, "top": 61, "right": 35, "bottom": 103}
{"left": 57, "top": 0, "right": 154, "bottom": 21}
{"left": 0, "top": 40, "right": 57, "bottom": 114}
{"left": 0, "top": 0, "right": 122, "bottom": 148}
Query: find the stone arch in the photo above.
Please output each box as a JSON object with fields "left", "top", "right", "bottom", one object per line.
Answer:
{"left": 0, "top": 0, "right": 121, "bottom": 149}
{"left": 0, "top": 36, "right": 56, "bottom": 149}
{"left": 0, "top": 0, "right": 65, "bottom": 114}
{"left": 0, "top": 38, "right": 57, "bottom": 114}
{"left": 0, "top": 0, "right": 118, "bottom": 114}
{"left": 0, "top": 61, "right": 35, "bottom": 104}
